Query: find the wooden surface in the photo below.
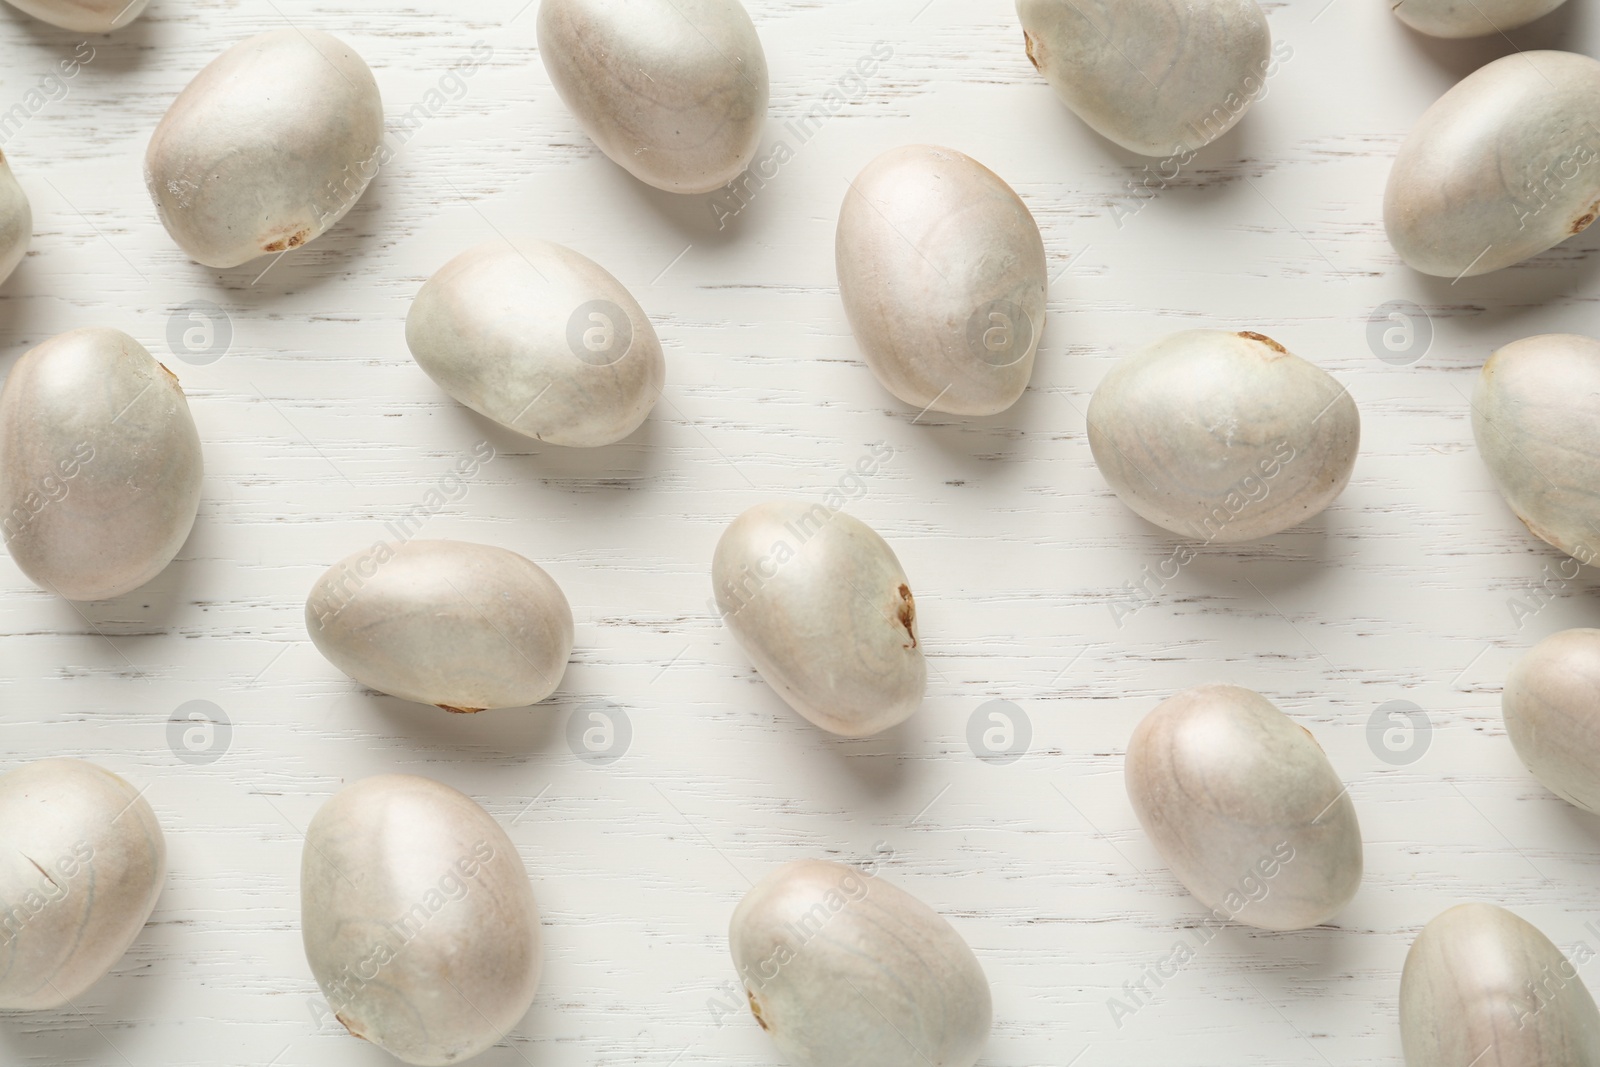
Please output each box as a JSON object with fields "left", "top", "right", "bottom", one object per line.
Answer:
{"left": 3, "top": 0, "right": 1600, "bottom": 1064}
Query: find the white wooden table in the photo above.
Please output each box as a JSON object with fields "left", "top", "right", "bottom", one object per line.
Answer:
{"left": 2, "top": 0, "right": 1599, "bottom": 1063}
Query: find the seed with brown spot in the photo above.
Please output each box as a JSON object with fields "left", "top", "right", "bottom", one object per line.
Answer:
{"left": 1238, "top": 330, "right": 1287, "bottom": 355}
{"left": 1024, "top": 29, "right": 1042, "bottom": 70}
{"left": 729, "top": 858, "right": 992, "bottom": 1065}
{"left": 1087, "top": 329, "right": 1360, "bottom": 543}
{"left": 897, "top": 583, "right": 918, "bottom": 649}
{"left": 335, "top": 1013, "right": 370, "bottom": 1043}
{"left": 0, "top": 327, "right": 204, "bottom": 600}
{"left": 1515, "top": 510, "right": 1562, "bottom": 549}
{"left": 145, "top": 29, "right": 383, "bottom": 267}
{"left": 747, "top": 988, "right": 768, "bottom": 1030}
{"left": 1573, "top": 212, "right": 1597, "bottom": 235}
{"left": 1016, "top": 0, "right": 1270, "bottom": 156}
{"left": 711, "top": 501, "right": 926, "bottom": 737}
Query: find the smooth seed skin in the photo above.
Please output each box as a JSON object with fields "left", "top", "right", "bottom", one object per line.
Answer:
{"left": 306, "top": 539, "right": 574, "bottom": 713}
{"left": 836, "top": 144, "right": 1047, "bottom": 416}
{"left": 1393, "top": 0, "right": 1567, "bottom": 37}
{"left": 1016, "top": 0, "right": 1271, "bottom": 156}
{"left": 0, "top": 758, "right": 165, "bottom": 1011}
{"left": 0, "top": 0, "right": 149, "bottom": 31}
{"left": 1385, "top": 51, "right": 1600, "bottom": 278}
{"left": 730, "top": 859, "right": 992, "bottom": 1067}
{"left": 1473, "top": 334, "right": 1600, "bottom": 563}
{"left": 145, "top": 29, "right": 384, "bottom": 268}
{"left": 0, "top": 152, "right": 30, "bottom": 286}
{"left": 0, "top": 327, "right": 203, "bottom": 601}
{"left": 1401, "top": 903, "right": 1600, "bottom": 1067}
{"left": 1503, "top": 629, "right": 1600, "bottom": 814}
{"left": 302, "top": 775, "right": 542, "bottom": 1066}
{"left": 406, "top": 239, "right": 665, "bottom": 448}
{"left": 1087, "top": 329, "right": 1359, "bottom": 542}
{"left": 712, "top": 501, "right": 925, "bottom": 738}
{"left": 537, "top": 0, "right": 769, "bottom": 194}
{"left": 1125, "top": 684, "right": 1363, "bottom": 931}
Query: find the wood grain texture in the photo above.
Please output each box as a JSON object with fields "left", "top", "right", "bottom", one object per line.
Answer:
{"left": 2, "top": 0, "right": 1600, "bottom": 1064}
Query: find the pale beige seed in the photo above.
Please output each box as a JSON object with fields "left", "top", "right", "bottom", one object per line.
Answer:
{"left": 1393, "top": 0, "right": 1567, "bottom": 38}
{"left": 302, "top": 774, "right": 542, "bottom": 1066}
{"left": 0, "top": 0, "right": 149, "bottom": 31}
{"left": 1386, "top": 51, "right": 1600, "bottom": 278}
{"left": 1401, "top": 903, "right": 1600, "bottom": 1067}
{"left": 538, "top": 0, "right": 768, "bottom": 194}
{"left": 0, "top": 327, "right": 203, "bottom": 601}
{"left": 1473, "top": 334, "right": 1600, "bottom": 563}
{"left": 1016, "top": 0, "right": 1272, "bottom": 156}
{"left": 0, "top": 758, "right": 165, "bottom": 1011}
{"left": 306, "top": 539, "right": 574, "bottom": 713}
{"left": 837, "top": 144, "right": 1047, "bottom": 416}
{"left": 712, "top": 501, "right": 925, "bottom": 737}
{"left": 1087, "top": 329, "right": 1359, "bottom": 543}
{"left": 0, "top": 150, "right": 30, "bottom": 286}
{"left": 1503, "top": 628, "right": 1600, "bottom": 814}
{"left": 146, "top": 29, "right": 383, "bottom": 268}
{"left": 730, "top": 859, "right": 991, "bottom": 1067}
{"left": 406, "top": 239, "right": 665, "bottom": 448}
{"left": 1125, "top": 684, "right": 1363, "bottom": 931}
